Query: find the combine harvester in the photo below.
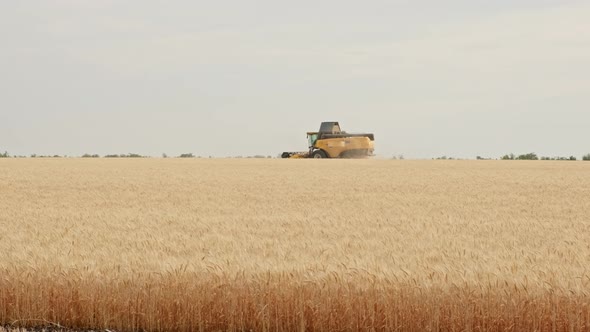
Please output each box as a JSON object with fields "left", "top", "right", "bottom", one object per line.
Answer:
{"left": 282, "top": 122, "right": 375, "bottom": 159}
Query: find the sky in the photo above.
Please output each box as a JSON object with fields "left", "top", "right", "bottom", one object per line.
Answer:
{"left": 1, "top": 1, "right": 589, "bottom": 158}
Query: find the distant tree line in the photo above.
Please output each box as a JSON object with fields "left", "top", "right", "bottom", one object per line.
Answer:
{"left": 540, "top": 156, "right": 577, "bottom": 161}
{"left": 3, "top": 149, "right": 590, "bottom": 160}
{"left": 501, "top": 152, "right": 581, "bottom": 161}
{"left": 234, "top": 155, "right": 273, "bottom": 159}
{"left": 102, "top": 153, "right": 147, "bottom": 158}
{"left": 421, "top": 153, "right": 590, "bottom": 161}
{"left": 85, "top": 153, "right": 272, "bottom": 158}
{"left": 30, "top": 154, "right": 63, "bottom": 158}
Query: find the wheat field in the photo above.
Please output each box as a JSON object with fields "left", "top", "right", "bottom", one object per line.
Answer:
{"left": 0, "top": 158, "right": 589, "bottom": 331}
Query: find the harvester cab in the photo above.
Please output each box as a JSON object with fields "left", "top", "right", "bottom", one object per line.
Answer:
{"left": 307, "top": 133, "right": 318, "bottom": 151}
{"left": 282, "top": 122, "right": 374, "bottom": 159}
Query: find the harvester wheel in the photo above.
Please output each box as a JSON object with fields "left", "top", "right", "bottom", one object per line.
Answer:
{"left": 312, "top": 150, "right": 327, "bottom": 159}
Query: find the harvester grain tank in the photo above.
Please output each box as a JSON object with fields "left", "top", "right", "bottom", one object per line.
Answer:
{"left": 282, "top": 122, "right": 375, "bottom": 159}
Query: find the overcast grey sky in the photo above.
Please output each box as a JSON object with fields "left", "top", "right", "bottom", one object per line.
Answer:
{"left": 1, "top": 1, "right": 589, "bottom": 158}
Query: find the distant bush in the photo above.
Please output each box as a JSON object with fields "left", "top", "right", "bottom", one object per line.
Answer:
{"left": 501, "top": 153, "right": 515, "bottom": 160}
{"left": 516, "top": 153, "right": 538, "bottom": 160}
{"left": 583, "top": 154, "right": 590, "bottom": 161}
{"left": 82, "top": 154, "right": 100, "bottom": 158}
{"left": 0, "top": 151, "right": 9, "bottom": 158}
{"left": 179, "top": 153, "right": 194, "bottom": 158}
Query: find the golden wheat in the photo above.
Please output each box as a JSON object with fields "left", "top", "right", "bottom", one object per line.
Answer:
{"left": 0, "top": 159, "right": 589, "bottom": 331}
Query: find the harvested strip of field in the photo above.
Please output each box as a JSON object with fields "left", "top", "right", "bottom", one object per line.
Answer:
{"left": 1, "top": 159, "right": 589, "bottom": 331}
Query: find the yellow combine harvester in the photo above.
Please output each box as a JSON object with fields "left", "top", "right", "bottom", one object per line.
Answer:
{"left": 282, "top": 122, "right": 375, "bottom": 159}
